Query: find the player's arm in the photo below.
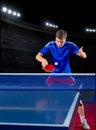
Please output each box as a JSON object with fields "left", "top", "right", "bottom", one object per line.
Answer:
{"left": 35, "top": 52, "right": 48, "bottom": 68}
{"left": 77, "top": 46, "right": 87, "bottom": 58}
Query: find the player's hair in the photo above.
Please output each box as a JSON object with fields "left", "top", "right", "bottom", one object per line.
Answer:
{"left": 56, "top": 29, "right": 67, "bottom": 39}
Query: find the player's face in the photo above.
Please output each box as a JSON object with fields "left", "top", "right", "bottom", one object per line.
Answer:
{"left": 55, "top": 37, "right": 66, "bottom": 48}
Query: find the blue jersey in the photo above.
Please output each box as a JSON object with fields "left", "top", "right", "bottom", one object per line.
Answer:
{"left": 40, "top": 41, "right": 79, "bottom": 73}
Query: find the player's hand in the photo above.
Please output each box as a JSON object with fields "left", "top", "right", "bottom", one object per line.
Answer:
{"left": 41, "top": 59, "right": 48, "bottom": 68}
{"left": 78, "top": 46, "right": 87, "bottom": 58}
{"left": 79, "top": 46, "right": 83, "bottom": 53}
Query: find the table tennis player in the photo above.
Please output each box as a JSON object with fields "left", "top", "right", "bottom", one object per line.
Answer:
{"left": 35, "top": 29, "right": 90, "bottom": 129}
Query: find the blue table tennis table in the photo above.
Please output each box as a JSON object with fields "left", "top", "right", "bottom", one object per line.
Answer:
{"left": 0, "top": 90, "right": 80, "bottom": 130}
{"left": 0, "top": 73, "right": 95, "bottom": 130}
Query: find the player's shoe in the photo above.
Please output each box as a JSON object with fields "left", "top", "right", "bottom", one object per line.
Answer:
{"left": 82, "top": 119, "right": 90, "bottom": 129}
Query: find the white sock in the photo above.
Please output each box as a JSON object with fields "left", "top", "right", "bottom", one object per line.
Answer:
{"left": 80, "top": 116, "right": 85, "bottom": 123}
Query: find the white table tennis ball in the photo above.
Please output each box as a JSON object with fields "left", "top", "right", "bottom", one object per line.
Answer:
{"left": 54, "top": 62, "right": 58, "bottom": 66}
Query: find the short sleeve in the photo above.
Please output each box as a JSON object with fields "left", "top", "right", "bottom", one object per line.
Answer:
{"left": 40, "top": 42, "right": 51, "bottom": 55}
{"left": 70, "top": 42, "right": 79, "bottom": 55}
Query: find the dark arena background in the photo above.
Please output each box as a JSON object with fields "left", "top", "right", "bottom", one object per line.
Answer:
{"left": 1, "top": 16, "right": 96, "bottom": 73}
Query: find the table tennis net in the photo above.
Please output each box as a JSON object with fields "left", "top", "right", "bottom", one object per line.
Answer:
{"left": 0, "top": 73, "right": 95, "bottom": 91}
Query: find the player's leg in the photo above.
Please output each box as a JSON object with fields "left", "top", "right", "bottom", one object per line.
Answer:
{"left": 78, "top": 100, "right": 90, "bottom": 129}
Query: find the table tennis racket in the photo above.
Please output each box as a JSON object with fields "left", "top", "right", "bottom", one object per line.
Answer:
{"left": 43, "top": 64, "right": 55, "bottom": 72}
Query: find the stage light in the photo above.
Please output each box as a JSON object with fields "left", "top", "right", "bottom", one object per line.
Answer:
{"left": 2, "top": 7, "right": 7, "bottom": 12}
{"left": 85, "top": 28, "right": 96, "bottom": 33}
{"left": 45, "top": 22, "right": 59, "bottom": 29}
{"left": 1, "top": 6, "right": 21, "bottom": 18}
